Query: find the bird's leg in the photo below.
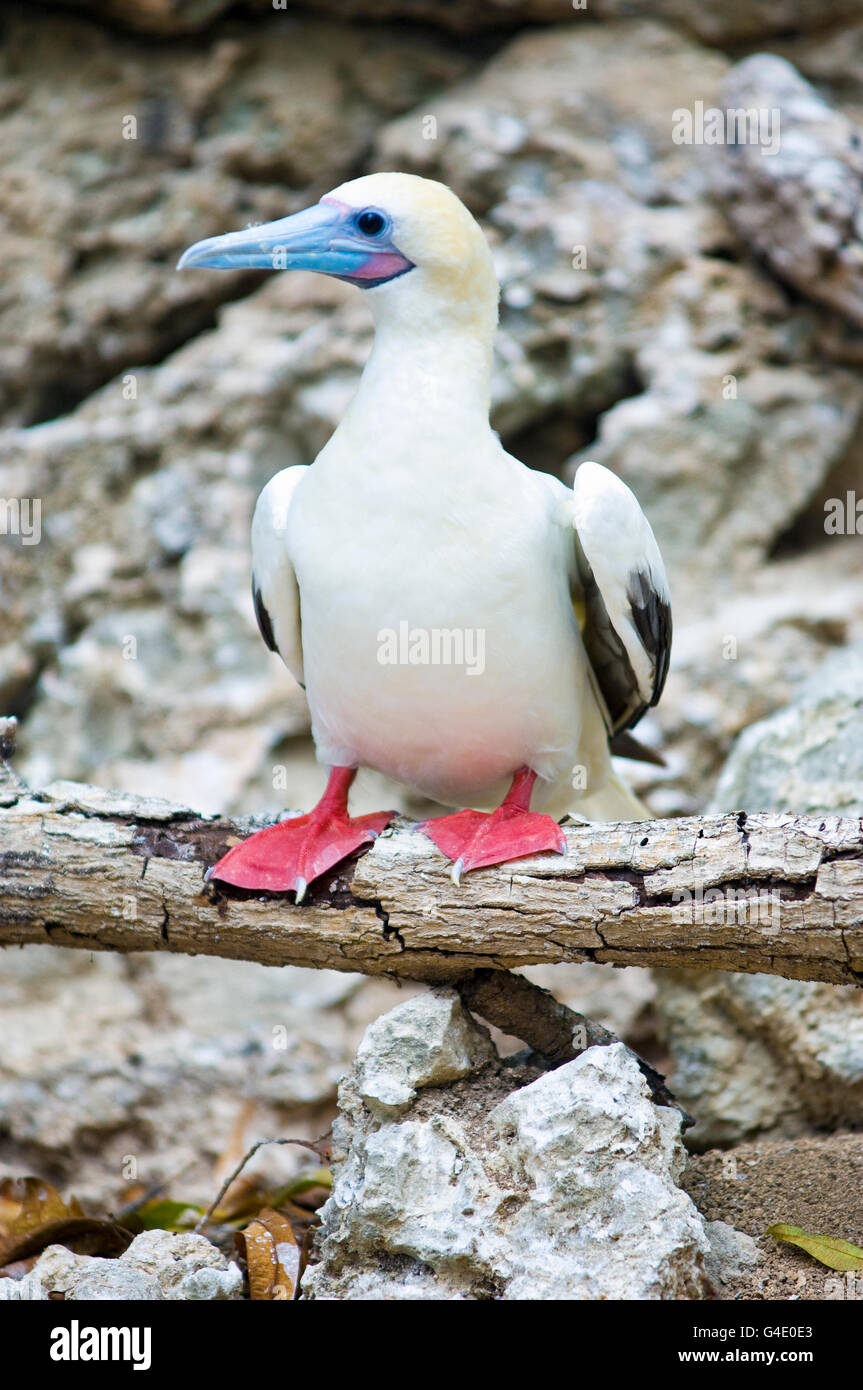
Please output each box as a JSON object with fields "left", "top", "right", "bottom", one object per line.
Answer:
{"left": 208, "top": 766, "right": 394, "bottom": 901}
{"left": 419, "top": 766, "right": 566, "bottom": 885}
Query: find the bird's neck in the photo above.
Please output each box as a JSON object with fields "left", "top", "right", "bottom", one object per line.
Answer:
{"left": 343, "top": 316, "right": 495, "bottom": 443}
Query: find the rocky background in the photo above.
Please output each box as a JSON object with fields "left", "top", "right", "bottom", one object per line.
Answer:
{"left": 2, "top": 0, "right": 863, "bottom": 1298}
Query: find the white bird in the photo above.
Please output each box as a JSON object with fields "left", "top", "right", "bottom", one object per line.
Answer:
{"left": 178, "top": 173, "right": 671, "bottom": 898}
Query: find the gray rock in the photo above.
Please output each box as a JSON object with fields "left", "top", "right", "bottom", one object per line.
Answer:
{"left": 304, "top": 993, "right": 713, "bottom": 1300}
{"left": 627, "top": 540, "right": 863, "bottom": 817}
{"left": 0, "top": 1231, "right": 242, "bottom": 1301}
{"left": 711, "top": 55, "right": 863, "bottom": 331}
{"left": 0, "top": 943, "right": 423, "bottom": 1209}
{"left": 0, "top": 7, "right": 469, "bottom": 428}
{"left": 710, "top": 642, "right": 863, "bottom": 817}
{"left": 703, "top": 1220, "right": 760, "bottom": 1292}
{"left": 355, "top": 990, "right": 494, "bottom": 1118}
{"left": 656, "top": 968, "right": 863, "bottom": 1148}
{"left": 0, "top": 947, "right": 652, "bottom": 1214}
{"left": 774, "top": 20, "right": 863, "bottom": 131}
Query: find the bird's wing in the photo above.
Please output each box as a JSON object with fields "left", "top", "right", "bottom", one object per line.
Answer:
{"left": 559, "top": 460, "right": 671, "bottom": 736}
{"left": 250, "top": 465, "right": 307, "bottom": 687}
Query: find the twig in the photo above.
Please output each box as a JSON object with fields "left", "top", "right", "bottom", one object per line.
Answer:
{"left": 194, "top": 1134, "right": 330, "bottom": 1234}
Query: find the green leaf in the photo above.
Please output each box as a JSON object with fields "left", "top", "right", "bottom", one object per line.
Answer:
{"left": 268, "top": 1168, "right": 332, "bottom": 1209}
{"left": 767, "top": 1224, "right": 863, "bottom": 1271}
{"left": 282, "top": 1168, "right": 332, "bottom": 1199}
{"left": 135, "top": 1199, "right": 204, "bottom": 1232}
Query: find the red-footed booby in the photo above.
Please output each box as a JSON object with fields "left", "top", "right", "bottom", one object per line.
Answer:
{"left": 178, "top": 173, "right": 671, "bottom": 898}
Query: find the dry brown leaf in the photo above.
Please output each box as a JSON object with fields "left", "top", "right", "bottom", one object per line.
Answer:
{"left": 0, "top": 1218, "right": 134, "bottom": 1267}
{"left": 238, "top": 1207, "right": 300, "bottom": 1301}
{"left": 0, "top": 1177, "right": 83, "bottom": 1240}
{"left": 0, "top": 1177, "right": 133, "bottom": 1268}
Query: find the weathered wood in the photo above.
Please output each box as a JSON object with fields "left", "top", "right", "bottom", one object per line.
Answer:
{"left": 1, "top": 777, "right": 862, "bottom": 986}
{"left": 455, "top": 967, "right": 690, "bottom": 1122}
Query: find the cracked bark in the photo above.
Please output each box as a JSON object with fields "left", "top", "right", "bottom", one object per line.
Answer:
{"left": 1, "top": 772, "right": 862, "bottom": 987}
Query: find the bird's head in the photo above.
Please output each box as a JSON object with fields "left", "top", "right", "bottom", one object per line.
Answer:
{"left": 178, "top": 172, "right": 498, "bottom": 339}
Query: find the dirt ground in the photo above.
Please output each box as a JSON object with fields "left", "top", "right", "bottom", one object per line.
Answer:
{"left": 683, "top": 1132, "right": 863, "bottom": 1300}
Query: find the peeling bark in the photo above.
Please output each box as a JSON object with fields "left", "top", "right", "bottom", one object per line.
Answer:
{"left": 0, "top": 776, "right": 861, "bottom": 986}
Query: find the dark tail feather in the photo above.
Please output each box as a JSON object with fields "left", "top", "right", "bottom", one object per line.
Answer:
{"left": 609, "top": 730, "right": 666, "bottom": 767}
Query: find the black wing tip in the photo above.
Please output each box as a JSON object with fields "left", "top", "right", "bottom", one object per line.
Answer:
{"left": 627, "top": 569, "right": 672, "bottom": 706}
{"left": 252, "top": 579, "right": 278, "bottom": 654}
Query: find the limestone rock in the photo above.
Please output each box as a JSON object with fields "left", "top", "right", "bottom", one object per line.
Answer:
{"left": 703, "top": 1220, "right": 760, "bottom": 1292}
{"left": 711, "top": 55, "right": 863, "bottom": 330}
{"left": 304, "top": 992, "right": 712, "bottom": 1300}
{"left": 0, "top": 946, "right": 648, "bottom": 1213}
{"left": 710, "top": 642, "right": 863, "bottom": 817}
{"left": 0, "top": 942, "right": 423, "bottom": 1209}
{"left": 656, "top": 967, "right": 863, "bottom": 1148}
{"left": 355, "top": 991, "right": 494, "bottom": 1117}
{"left": 0, "top": 1231, "right": 242, "bottom": 1301}
{"left": 629, "top": 540, "right": 863, "bottom": 817}
{"left": 774, "top": 20, "right": 863, "bottom": 131}
{"left": 0, "top": 7, "right": 469, "bottom": 427}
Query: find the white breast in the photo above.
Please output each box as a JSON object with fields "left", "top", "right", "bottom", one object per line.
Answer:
{"left": 285, "top": 430, "right": 602, "bottom": 810}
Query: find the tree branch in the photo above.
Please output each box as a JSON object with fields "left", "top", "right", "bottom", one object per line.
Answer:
{"left": 1, "top": 776, "right": 861, "bottom": 986}
{"left": 456, "top": 967, "right": 690, "bottom": 1123}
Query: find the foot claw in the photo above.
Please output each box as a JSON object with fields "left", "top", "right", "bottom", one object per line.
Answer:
{"left": 208, "top": 808, "right": 394, "bottom": 896}
{"left": 423, "top": 804, "right": 565, "bottom": 882}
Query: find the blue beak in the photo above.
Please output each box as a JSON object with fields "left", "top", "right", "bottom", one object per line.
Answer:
{"left": 177, "top": 200, "right": 413, "bottom": 287}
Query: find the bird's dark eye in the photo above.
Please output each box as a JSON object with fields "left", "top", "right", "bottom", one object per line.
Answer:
{"left": 357, "top": 209, "right": 386, "bottom": 237}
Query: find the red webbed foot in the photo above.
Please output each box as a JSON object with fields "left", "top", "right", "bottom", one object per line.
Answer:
{"left": 208, "top": 767, "right": 393, "bottom": 900}
{"left": 420, "top": 767, "right": 566, "bottom": 884}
